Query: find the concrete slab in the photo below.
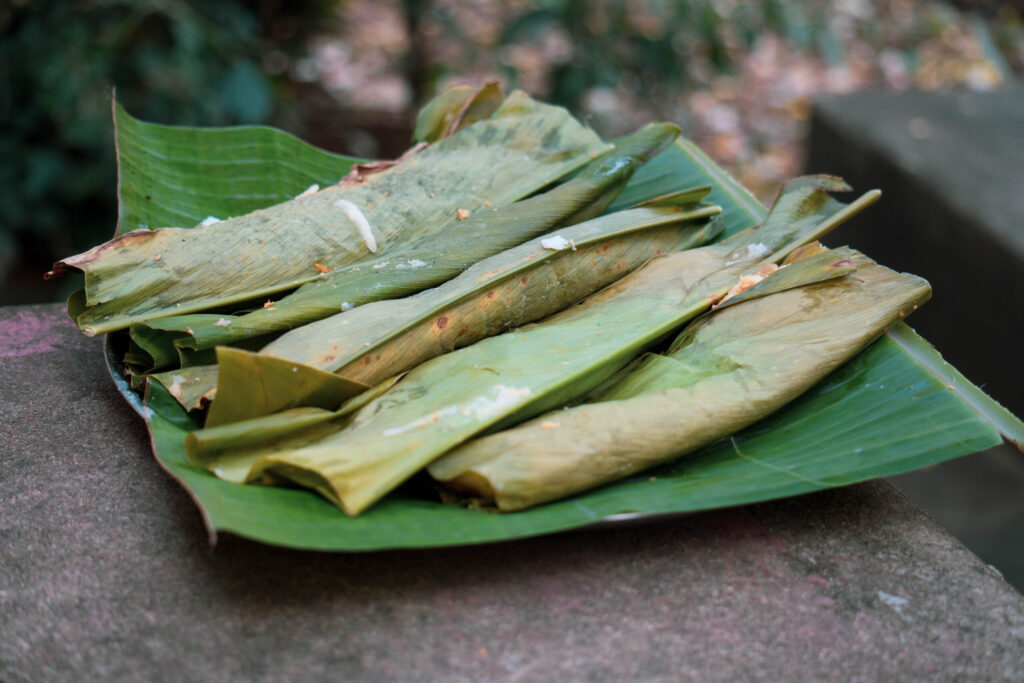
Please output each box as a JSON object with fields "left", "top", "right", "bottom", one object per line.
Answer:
{"left": 3, "top": 303, "right": 1024, "bottom": 682}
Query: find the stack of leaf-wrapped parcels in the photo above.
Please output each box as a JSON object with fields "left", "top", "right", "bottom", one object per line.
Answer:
{"left": 50, "top": 86, "right": 1021, "bottom": 544}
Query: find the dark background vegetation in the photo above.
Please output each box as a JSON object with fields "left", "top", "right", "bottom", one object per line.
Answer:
{"left": 2, "top": 0, "right": 1022, "bottom": 304}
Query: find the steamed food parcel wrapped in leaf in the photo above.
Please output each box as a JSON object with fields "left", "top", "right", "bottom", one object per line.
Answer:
{"left": 184, "top": 202, "right": 720, "bottom": 471}
{"left": 128, "top": 122, "right": 686, "bottom": 371}
{"left": 48, "top": 90, "right": 608, "bottom": 336}
{"left": 198, "top": 200, "right": 722, "bottom": 425}
{"left": 204, "top": 177, "right": 878, "bottom": 515}
{"left": 428, "top": 249, "right": 931, "bottom": 510}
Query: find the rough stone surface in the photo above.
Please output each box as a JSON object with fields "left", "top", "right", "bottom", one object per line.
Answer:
{"left": 890, "top": 442, "right": 1024, "bottom": 590}
{"left": 3, "top": 303, "right": 1024, "bottom": 682}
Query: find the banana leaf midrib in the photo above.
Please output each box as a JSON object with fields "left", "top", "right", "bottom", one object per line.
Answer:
{"left": 884, "top": 323, "right": 1024, "bottom": 448}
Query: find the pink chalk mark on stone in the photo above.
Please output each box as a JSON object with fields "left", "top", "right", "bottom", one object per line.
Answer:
{"left": 807, "top": 574, "right": 830, "bottom": 586}
{"left": 0, "top": 310, "right": 70, "bottom": 357}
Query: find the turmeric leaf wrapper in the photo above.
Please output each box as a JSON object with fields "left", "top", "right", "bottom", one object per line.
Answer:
{"left": 428, "top": 251, "right": 930, "bottom": 510}
{"left": 127, "top": 122, "right": 684, "bottom": 371}
{"left": 50, "top": 91, "right": 608, "bottom": 336}
{"left": 219, "top": 177, "right": 876, "bottom": 514}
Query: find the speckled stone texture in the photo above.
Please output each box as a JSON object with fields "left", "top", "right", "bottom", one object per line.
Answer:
{"left": 2, "top": 303, "right": 1023, "bottom": 682}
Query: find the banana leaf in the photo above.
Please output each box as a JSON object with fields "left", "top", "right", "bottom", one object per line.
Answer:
{"left": 108, "top": 127, "right": 1021, "bottom": 549}
{"left": 180, "top": 173, "right": 862, "bottom": 421}
{"left": 126, "top": 123, "right": 685, "bottom": 371}
{"left": 185, "top": 240, "right": 847, "bottom": 481}
{"left": 201, "top": 202, "right": 721, "bottom": 425}
{"left": 607, "top": 138, "right": 766, "bottom": 232}
{"left": 50, "top": 90, "right": 608, "bottom": 336}
{"left": 412, "top": 81, "right": 505, "bottom": 143}
{"left": 151, "top": 201, "right": 717, "bottom": 415}
{"left": 110, "top": 101, "right": 359, "bottom": 238}
{"left": 150, "top": 364, "right": 219, "bottom": 414}
{"left": 427, "top": 250, "right": 930, "bottom": 510}
{"left": 231, "top": 178, "right": 874, "bottom": 515}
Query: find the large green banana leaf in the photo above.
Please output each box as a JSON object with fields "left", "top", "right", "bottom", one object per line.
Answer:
{"left": 126, "top": 123, "right": 683, "bottom": 371}
{"left": 103, "top": 116, "right": 1021, "bottom": 548}
{"left": 52, "top": 91, "right": 607, "bottom": 336}
{"left": 110, "top": 102, "right": 358, "bottom": 237}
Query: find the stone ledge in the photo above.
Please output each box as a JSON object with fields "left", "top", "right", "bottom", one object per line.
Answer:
{"left": 2, "top": 303, "right": 1023, "bottom": 681}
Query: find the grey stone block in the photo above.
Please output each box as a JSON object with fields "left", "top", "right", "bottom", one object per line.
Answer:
{"left": 806, "top": 88, "right": 1024, "bottom": 418}
{"left": 3, "top": 303, "right": 1024, "bottom": 681}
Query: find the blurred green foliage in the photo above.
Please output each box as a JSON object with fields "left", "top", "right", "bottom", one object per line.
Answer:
{"left": 0, "top": 0, "right": 333, "bottom": 299}
{"left": 390, "top": 0, "right": 1019, "bottom": 199}
{"left": 405, "top": 0, "right": 1020, "bottom": 127}
{"left": 412, "top": 0, "right": 837, "bottom": 118}
{"left": 5, "top": 0, "right": 1021, "bottom": 303}
{"left": 495, "top": 0, "right": 759, "bottom": 112}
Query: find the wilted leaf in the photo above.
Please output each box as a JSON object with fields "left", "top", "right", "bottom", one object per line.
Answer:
{"left": 203, "top": 202, "right": 720, "bottom": 426}
{"left": 127, "top": 122, "right": 684, "bottom": 370}
{"left": 241, "top": 179, "right": 873, "bottom": 515}
{"left": 428, "top": 251, "right": 931, "bottom": 510}
{"left": 50, "top": 91, "right": 608, "bottom": 335}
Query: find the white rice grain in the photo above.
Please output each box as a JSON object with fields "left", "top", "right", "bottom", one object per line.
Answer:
{"left": 334, "top": 199, "right": 377, "bottom": 252}
{"left": 541, "top": 236, "right": 571, "bottom": 251}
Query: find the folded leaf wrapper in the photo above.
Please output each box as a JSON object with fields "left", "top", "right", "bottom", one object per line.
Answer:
{"left": 229, "top": 177, "right": 876, "bottom": 515}
{"left": 412, "top": 81, "right": 505, "bottom": 143}
{"left": 428, "top": 251, "right": 931, "bottom": 510}
{"left": 197, "top": 202, "right": 722, "bottom": 425}
{"left": 127, "top": 122, "right": 685, "bottom": 370}
{"left": 50, "top": 91, "right": 608, "bottom": 335}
